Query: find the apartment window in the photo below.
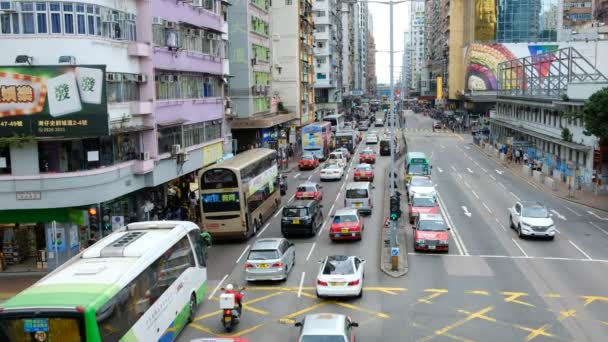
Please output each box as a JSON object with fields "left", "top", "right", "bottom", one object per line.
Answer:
{"left": 317, "top": 41, "right": 324, "bottom": 48}
{"left": 155, "top": 72, "right": 222, "bottom": 101}
{"left": 76, "top": 4, "right": 85, "bottom": 34}
{"left": 63, "top": 3, "right": 74, "bottom": 33}
{"left": 106, "top": 73, "right": 140, "bottom": 103}
{"left": 36, "top": 2, "right": 48, "bottom": 33}
{"left": 0, "top": 146, "right": 11, "bottom": 175}
{"left": 21, "top": 2, "right": 35, "bottom": 34}
{"left": 158, "top": 126, "right": 182, "bottom": 154}
{"left": 316, "top": 73, "right": 327, "bottom": 80}
{"left": 49, "top": 2, "right": 61, "bottom": 33}
{"left": 286, "top": 0, "right": 292, "bottom": 5}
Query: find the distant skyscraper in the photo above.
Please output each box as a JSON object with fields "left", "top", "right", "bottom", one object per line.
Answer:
{"left": 497, "top": 0, "right": 558, "bottom": 42}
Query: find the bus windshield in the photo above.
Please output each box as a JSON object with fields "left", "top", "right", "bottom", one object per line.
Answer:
{"left": 202, "top": 192, "right": 240, "bottom": 212}
{"left": 0, "top": 315, "right": 84, "bottom": 342}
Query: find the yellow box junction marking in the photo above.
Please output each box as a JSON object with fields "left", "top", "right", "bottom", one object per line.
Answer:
{"left": 466, "top": 290, "right": 489, "bottom": 296}
{"left": 501, "top": 291, "right": 535, "bottom": 307}
{"left": 419, "top": 306, "right": 495, "bottom": 342}
{"left": 557, "top": 309, "right": 577, "bottom": 321}
{"left": 412, "top": 322, "right": 474, "bottom": 342}
{"left": 515, "top": 323, "right": 555, "bottom": 342}
{"left": 581, "top": 295, "right": 608, "bottom": 306}
{"left": 333, "top": 301, "right": 390, "bottom": 318}
{"left": 194, "top": 291, "right": 285, "bottom": 321}
{"left": 544, "top": 293, "right": 562, "bottom": 298}
{"left": 418, "top": 289, "right": 448, "bottom": 304}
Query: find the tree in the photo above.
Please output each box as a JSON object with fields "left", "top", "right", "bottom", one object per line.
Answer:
{"left": 582, "top": 87, "right": 608, "bottom": 141}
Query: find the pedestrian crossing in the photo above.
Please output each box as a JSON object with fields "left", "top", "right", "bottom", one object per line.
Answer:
{"left": 403, "top": 128, "right": 453, "bottom": 134}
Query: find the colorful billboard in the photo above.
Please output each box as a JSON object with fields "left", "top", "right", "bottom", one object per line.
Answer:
{"left": 0, "top": 65, "right": 108, "bottom": 137}
{"left": 475, "top": 0, "right": 497, "bottom": 41}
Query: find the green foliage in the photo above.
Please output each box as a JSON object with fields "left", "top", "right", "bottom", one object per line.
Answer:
{"left": 582, "top": 87, "right": 608, "bottom": 141}
{"left": 0, "top": 134, "right": 36, "bottom": 148}
{"left": 561, "top": 127, "right": 572, "bottom": 142}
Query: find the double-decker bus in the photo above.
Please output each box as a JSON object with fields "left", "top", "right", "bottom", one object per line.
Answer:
{"left": 0, "top": 221, "right": 211, "bottom": 342}
{"left": 199, "top": 148, "right": 280, "bottom": 239}
{"left": 322, "top": 114, "right": 345, "bottom": 132}
{"left": 302, "top": 122, "right": 332, "bottom": 160}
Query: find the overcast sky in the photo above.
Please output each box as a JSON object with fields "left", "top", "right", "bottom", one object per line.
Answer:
{"left": 368, "top": 3, "right": 410, "bottom": 85}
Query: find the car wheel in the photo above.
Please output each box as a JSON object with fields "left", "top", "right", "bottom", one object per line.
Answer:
{"left": 547, "top": 236, "right": 555, "bottom": 241}
{"left": 509, "top": 216, "right": 514, "bottom": 229}
{"left": 316, "top": 290, "right": 323, "bottom": 299}
{"left": 188, "top": 294, "right": 197, "bottom": 323}
{"left": 517, "top": 224, "right": 523, "bottom": 238}
{"left": 357, "top": 287, "right": 363, "bottom": 298}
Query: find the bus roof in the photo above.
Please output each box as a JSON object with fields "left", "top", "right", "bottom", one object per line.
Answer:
{"left": 304, "top": 121, "right": 331, "bottom": 127}
{"left": 1, "top": 221, "right": 198, "bottom": 311}
{"left": 202, "top": 148, "right": 275, "bottom": 172}
{"left": 407, "top": 152, "right": 428, "bottom": 160}
{"left": 323, "top": 114, "right": 344, "bottom": 119}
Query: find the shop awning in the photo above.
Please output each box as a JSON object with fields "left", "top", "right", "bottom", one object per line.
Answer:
{"left": 0, "top": 208, "right": 85, "bottom": 224}
{"left": 490, "top": 118, "right": 592, "bottom": 153}
{"left": 230, "top": 112, "right": 298, "bottom": 129}
{"left": 157, "top": 119, "right": 188, "bottom": 127}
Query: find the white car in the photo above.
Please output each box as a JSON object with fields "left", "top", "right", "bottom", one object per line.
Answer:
{"left": 366, "top": 134, "right": 378, "bottom": 144}
{"left": 335, "top": 147, "right": 352, "bottom": 161}
{"left": 407, "top": 176, "right": 436, "bottom": 202}
{"left": 327, "top": 151, "right": 347, "bottom": 169}
{"left": 508, "top": 201, "right": 556, "bottom": 240}
{"left": 320, "top": 164, "right": 344, "bottom": 181}
{"left": 316, "top": 255, "right": 365, "bottom": 298}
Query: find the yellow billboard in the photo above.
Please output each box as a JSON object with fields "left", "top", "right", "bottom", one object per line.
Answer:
{"left": 475, "top": 0, "right": 497, "bottom": 41}
{"left": 437, "top": 77, "right": 443, "bottom": 99}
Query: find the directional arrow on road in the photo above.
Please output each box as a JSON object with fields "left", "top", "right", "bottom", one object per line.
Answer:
{"left": 550, "top": 209, "right": 567, "bottom": 221}
{"left": 495, "top": 169, "right": 504, "bottom": 175}
{"left": 437, "top": 167, "right": 443, "bottom": 173}
{"left": 467, "top": 168, "right": 474, "bottom": 174}
{"left": 588, "top": 210, "right": 608, "bottom": 221}
{"left": 462, "top": 206, "right": 472, "bottom": 217}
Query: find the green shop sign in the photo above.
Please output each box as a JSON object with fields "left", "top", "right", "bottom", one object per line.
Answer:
{"left": 0, "top": 65, "right": 108, "bottom": 137}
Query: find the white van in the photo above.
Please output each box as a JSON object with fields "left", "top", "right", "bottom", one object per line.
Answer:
{"left": 327, "top": 151, "right": 347, "bottom": 169}
{"left": 344, "top": 182, "right": 374, "bottom": 215}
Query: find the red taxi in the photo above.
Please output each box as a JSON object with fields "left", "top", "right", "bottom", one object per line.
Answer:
{"left": 295, "top": 182, "right": 323, "bottom": 201}
{"left": 353, "top": 163, "right": 374, "bottom": 182}
{"left": 298, "top": 153, "right": 319, "bottom": 170}
{"left": 329, "top": 208, "right": 364, "bottom": 241}
{"left": 359, "top": 148, "right": 376, "bottom": 164}
{"left": 408, "top": 195, "right": 439, "bottom": 224}
{"left": 413, "top": 213, "right": 450, "bottom": 252}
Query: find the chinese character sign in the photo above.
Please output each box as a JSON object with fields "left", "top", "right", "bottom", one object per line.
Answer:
{"left": 0, "top": 65, "right": 108, "bottom": 137}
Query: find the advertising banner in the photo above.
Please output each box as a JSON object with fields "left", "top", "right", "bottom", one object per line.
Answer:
{"left": 0, "top": 65, "right": 108, "bottom": 137}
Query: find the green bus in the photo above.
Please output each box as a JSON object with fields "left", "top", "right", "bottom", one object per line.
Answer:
{"left": 405, "top": 152, "right": 431, "bottom": 182}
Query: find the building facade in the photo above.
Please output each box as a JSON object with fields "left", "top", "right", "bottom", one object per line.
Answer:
{"left": 352, "top": 1, "right": 368, "bottom": 94}
{"left": 271, "top": 0, "right": 315, "bottom": 126}
{"left": 366, "top": 16, "right": 377, "bottom": 97}
{"left": 0, "top": 0, "right": 229, "bottom": 272}
{"left": 313, "top": 0, "right": 343, "bottom": 118}
{"left": 496, "top": 0, "right": 558, "bottom": 42}
{"left": 340, "top": 0, "right": 354, "bottom": 96}
{"left": 408, "top": 0, "right": 425, "bottom": 94}
{"left": 596, "top": 0, "right": 608, "bottom": 23}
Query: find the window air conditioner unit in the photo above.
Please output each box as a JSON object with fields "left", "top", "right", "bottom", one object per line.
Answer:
{"left": 0, "top": 1, "right": 16, "bottom": 12}
{"left": 165, "top": 21, "right": 176, "bottom": 28}
{"left": 137, "top": 74, "right": 147, "bottom": 83}
{"left": 192, "top": 0, "right": 203, "bottom": 7}
{"left": 139, "top": 152, "right": 150, "bottom": 161}
{"left": 106, "top": 73, "right": 116, "bottom": 82}
{"left": 152, "top": 17, "right": 163, "bottom": 25}
{"left": 177, "top": 151, "right": 189, "bottom": 163}
{"left": 171, "top": 144, "right": 182, "bottom": 155}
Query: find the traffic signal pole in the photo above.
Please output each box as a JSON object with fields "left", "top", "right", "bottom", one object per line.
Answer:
{"left": 388, "top": 0, "right": 397, "bottom": 252}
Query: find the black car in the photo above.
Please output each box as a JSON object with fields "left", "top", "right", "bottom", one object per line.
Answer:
{"left": 279, "top": 175, "right": 288, "bottom": 195}
{"left": 281, "top": 200, "right": 324, "bottom": 236}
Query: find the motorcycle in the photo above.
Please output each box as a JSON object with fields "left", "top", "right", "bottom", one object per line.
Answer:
{"left": 220, "top": 287, "right": 245, "bottom": 332}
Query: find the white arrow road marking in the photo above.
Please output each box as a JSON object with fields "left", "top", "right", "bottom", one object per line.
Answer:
{"left": 509, "top": 192, "right": 521, "bottom": 201}
{"left": 550, "top": 209, "right": 567, "bottom": 221}
{"left": 464, "top": 145, "right": 471, "bottom": 150}
{"left": 294, "top": 173, "right": 301, "bottom": 178}
{"left": 467, "top": 168, "right": 474, "bottom": 174}
{"left": 437, "top": 167, "right": 443, "bottom": 173}
{"left": 451, "top": 165, "right": 457, "bottom": 172}
{"left": 462, "top": 206, "right": 472, "bottom": 217}
{"left": 588, "top": 211, "right": 608, "bottom": 221}
{"left": 495, "top": 169, "right": 504, "bottom": 175}
{"left": 563, "top": 206, "right": 582, "bottom": 216}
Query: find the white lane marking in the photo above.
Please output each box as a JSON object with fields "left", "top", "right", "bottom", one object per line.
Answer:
{"left": 511, "top": 238, "right": 529, "bottom": 258}
{"left": 308, "top": 175, "right": 313, "bottom": 181}
{"left": 463, "top": 145, "right": 471, "bottom": 150}
{"left": 289, "top": 194, "right": 295, "bottom": 202}
{"left": 430, "top": 152, "right": 434, "bottom": 159}
{"left": 406, "top": 253, "right": 608, "bottom": 263}
{"left": 471, "top": 190, "right": 480, "bottom": 199}
{"left": 340, "top": 182, "right": 346, "bottom": 191}
{"left": 588, "top": 210, "right": 608, "bottom": 221}
{"left": 306, "top": 242, "right": 317, "bottom": 262}
{"left": 297, "top": 272, "right": 306, "bottom": 298}
{"left": 257, "top": 222, "right": 270, "bottom": 237}
{"left": 464, "top": 181, "right": 471, "bottom": 188}
{"left": 498, "top": 182, "right": 506, "bottom": 190}
{"left": 451, "top": 165, "right": 457, "bottom": 172}
{"left": 550, "top": 209, "right": 567, "bottom": 221}
{"left": 495, "top": 169, "right": 504, "bottom": 175}
{"left": 236, "top": 244, "right": 251, "bottom": 264}
{"left": 473, "top": 161, "right": 480, "bottom": 166}
{"left": 480, "top": 167, "right": 487, "bottom": 173}
{"left": 440, "top": 144, "right": 446, "bottom": 149}
{"left": 509, "top": 192, "right": 521, "bottom": 201}
{"left": 318, "top": 221, "right": 327, "bottom": 236}
{"left": 467, "top": 168, "right": 474, "bottom": 174}
{"left": 437, "top": 167, "right": 443, "bottom": 173}
{"left": 294, "top": 173, "right": 301, "bottom": 178}
{"left": 482, "top": 203, "right": 493, "bottom": 214}
{"left": 329, "top": 203, "right": 336, "bottom": 216}
{"left": 569, "top": 240, "right": 592, "bottom": 260}
{"left": 462, "top": 206, "right": 472, "bottom": 217}
{"left": 457, "top": 173, "right": 463, "bottom": 180}
{"left": 208, "top": 274, "right": 228, "bottom": 300}
{"left": 274, "top": 206, "right": 284, "bottom": 218}
{"left": 497, "top": 222, "right": 507, "bottom": 232}
{"left": 437, "top": 192, "right": 468, "bottom": 255}
{"left": 489, "top": 175, "right": 496, "bottom": 181}
{"left": 589, "top": 221, "right": 608, "bottom": 236}
{"left": 563, "top": 206, "right": 582, "bottom": 216}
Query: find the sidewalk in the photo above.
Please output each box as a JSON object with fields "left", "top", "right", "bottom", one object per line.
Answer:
{"left": 0, "top": 274, "right": 44, "bottom": 302}
{"left": 474, "top": 142, "right": 608, "bottom": 212}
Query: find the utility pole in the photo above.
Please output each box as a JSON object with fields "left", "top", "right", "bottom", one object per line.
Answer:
{"left": 388, "top": 0, "right": 397, "bottom": 249}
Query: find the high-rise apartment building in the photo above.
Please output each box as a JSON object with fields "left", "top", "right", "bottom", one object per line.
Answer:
{"left": 271, "top": 0, "right": 315, "bottom": 126}
{"left": 596, "top": 0, "right": 608, "bottom": 23}
{"left": 313, "top": 0, "right": 343, "bottom": 117}
{"left": 340, "top": 1, "right": 355, "bottom": 95}
{"left": 409, "top": 0, "right": 425, "bottom": 94}
{"left": 496, "top": 0, "right": 558, "bottom": 42}
{"left": 562, "top": 0, "right": 594, "bottom": 30}
{"left": 367, "top": 16, "right": 377, "bottom": 96}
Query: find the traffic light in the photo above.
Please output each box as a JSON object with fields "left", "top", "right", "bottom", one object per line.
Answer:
{"left": 100, "top": 205, "right": 112, "bottom": 233}
{"left": 88, "top": 207, "right": 99, "bottom": 226}
{"left": 389, "top": 195, "right": 401, "bottom": 221}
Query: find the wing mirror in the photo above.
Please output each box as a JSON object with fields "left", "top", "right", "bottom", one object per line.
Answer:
{"left": 294, "top": 321, "right": 303, "bottom": 327}
{"left": 350, "top": 322, "right": 359, "bottom": 327}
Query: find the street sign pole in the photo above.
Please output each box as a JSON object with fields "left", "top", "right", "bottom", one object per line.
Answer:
{"left": 389, "top": 0, "right": 397, "bottom": 249}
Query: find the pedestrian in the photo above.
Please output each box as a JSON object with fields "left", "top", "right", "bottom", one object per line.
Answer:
{"left": 514, "top": 149, "right": 521, "bottom": 164}
{"left": 88, "top": 233, "right": 97, "bottom": 247}
{"left": 523, "top": 152, "right": 529, "bottom": 165}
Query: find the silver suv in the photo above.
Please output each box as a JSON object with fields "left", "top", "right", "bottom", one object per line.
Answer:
{"left": 244, "top": 238, "right": 295, "bottom": 281}
{"left": 295, "top": 313, "right": 359, "bottom": 342}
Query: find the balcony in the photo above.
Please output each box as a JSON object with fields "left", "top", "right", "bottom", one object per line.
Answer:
{"left": 153, "top": 0, "right": 223, "bottom": 32}
{"left": 155, "top": 97, "right": 224, "bottom": 124}
{"left": 128, "top": 42, "right": 152, "bottom": 57}
{"left": 130, "top": 100, "right": 154, "bottom": 116}
{"left": 153, "top": 49, "right": 223, "bottom": 74}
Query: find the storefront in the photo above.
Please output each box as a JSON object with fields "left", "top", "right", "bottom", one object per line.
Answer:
{"left": 0, "top": 208, "right": 87, "bottom": 273}
{"left": 229, "top": 112, "right": 298, "bottom": 153}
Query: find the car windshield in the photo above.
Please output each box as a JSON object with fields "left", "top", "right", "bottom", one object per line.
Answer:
{"left": 298, "top": 186, "right": 316, "bottom": 192}
{"left": 283, "top": 208, "right": 308, "bottom": 217}
{"left": 333, "top": 215, "right": 358, "bottom": 223}
{"left": 302, "top": 155, "right": 314, "bottom": 160}
{"left": 412, "top": 197, "right": 436, "bottom": 207}
{"left": 411, "top": 178, "right": 433, "bottom": 187}
{"left": 522, "top": 206, "right": 549, "bottom": 218}
{"left": 409, "top": 164, "right": 429, "bottom": 175}
{"left": 356, "top": 165, "right": 371, "bottom": 171}
{"left": 361, "top": 150, "right": 374, "bottom": 155}
{"left": 248, "top": 250, "right": 279, "bottom": 260}
{"left": 346, "top": 189, "right": 368, "bottom": 198}
{"left": 322, "top": 258, "right": 354, "bottom": 275}
{"left": 300, "top": 336, "right": 346, "bottom": 342}
{"left": 329, "top": 154, "right": 340, "bottom": 159}
{"left": 418, "top": 220, "right": 447, "bottom": 232}
{"left": 325, "top": 164, "right": 340, "bottom": 170}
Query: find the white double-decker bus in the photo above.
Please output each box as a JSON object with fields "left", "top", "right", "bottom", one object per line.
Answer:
{"left": 199, "top": 148, "right": 281, "bottom": 239}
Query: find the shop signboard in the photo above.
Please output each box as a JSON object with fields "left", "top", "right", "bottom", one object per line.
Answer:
{"left": 47, "top": 227, "right": 66, "bottom": 252}
{"left": 69, "top": 224, "right": 79, "bottom": 250}
{"left": 0, "top": 65, "right": 108, "bottom": 137}
{"left": 203, "top": 142, "right": 223, "bottom": 167}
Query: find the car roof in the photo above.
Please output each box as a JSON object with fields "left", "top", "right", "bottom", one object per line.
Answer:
{"left": 418, "top": 213, "right": 444, "bottom": 221}
{"left": 324, "top": 163, "right": 341, "bottom": 168}
{"left": 299, "top": 182, "right": 318, "bottom": 187}
{"left": 412, "top": 194, "right": 435, "bottom": 200}
{"left": 356, "top": 163, "right": 372, "bottom": 168}
{"left": 346, "top": 182, "right": 371, "bottom": 190}
{"left": 252, "top": 238, "right": 283, "bottom": 250}
{"left": 301, "top": 313, "right": 347, "bottom": 335}
{"left": 521, "top": 201, "right": 544, "bottom": 208}
{"left": 335, "top": 208, "right": 359, "bottom": 216}
{"left": 285, "top": 200, "right": 316, "bottom": 208}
